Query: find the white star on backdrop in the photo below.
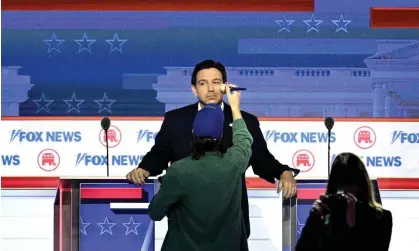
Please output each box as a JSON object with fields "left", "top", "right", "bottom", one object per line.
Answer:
{"left": 303, "top": 14, "right": 323, "bottom": 33}
{"left": 80, "top": 217, "right": 90, "bottom": 235}
{"left": 296, "top": 217, "right": 305, "bottom": 234}
{"left": 74, "top": 33, "right": 96, "bottom": 53}
{"left": 331, "top": 14, "right": 352, "bottom": 33}
{"left": 63, "top": 92, "right": 85, "bottom": 113}
{"left": 44, "top": 33, "right": 65, "bottom": 53}
{"left": 274, "top": 15, "right": 295, "bottom": 33}
{"left": 97, "top": 217, "right": 116, "bottom": 235}
{"left": 122, "top": 217, "right": 142, "bottom": 235}
{"left": 33, "top": 93, "right": 54, "bottom": 113}
{"left": 106, "top": 33, "right": 128, "bottom": 54}
{"left": 94, "top": 93, "right": 116, "bottom": 113}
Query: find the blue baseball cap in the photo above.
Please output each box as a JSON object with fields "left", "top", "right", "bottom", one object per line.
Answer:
{"left": 193, "top": 104, "right": 224, "bottom": 139}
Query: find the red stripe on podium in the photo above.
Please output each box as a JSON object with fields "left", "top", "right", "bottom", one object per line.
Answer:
{"left": 80, "top": 187, "right": 142, "bottom": 199}
{"left": 2, "top": 177, "right": 419, "bottom": 190}
{"left": 1, "top": 0, "right": 314, "bottom": 11}
{"left": 378, "top": 178, "right": 419, "bottom": 190}
{"left": 246, "top": 177, "right": 276, "bottom": 189}
{"left": 1, "top": 177, "right": 60, "bottom": 189}
{"left": 297, "top": 188, "right": 325, "bottom": 200}
{"left": 370, "top": 8, "right": 419, "bottom": 28}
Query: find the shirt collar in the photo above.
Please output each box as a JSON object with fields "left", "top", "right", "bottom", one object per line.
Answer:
{"left": 198, "top": 102, "right": 224, "bottom": 111}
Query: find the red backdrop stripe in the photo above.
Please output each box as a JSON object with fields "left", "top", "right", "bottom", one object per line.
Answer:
{"left": 1, "top": 0, "right": 314, "bottom": 11}
{"left": 2, "top": 177, "right": 419, "bottom": 190}
{"left": 370, "top": 8, "right": 419, "bottom": 28}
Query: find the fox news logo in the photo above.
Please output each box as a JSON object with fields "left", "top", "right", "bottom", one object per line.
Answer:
{"left": 391, "top": 131, "right": 419, "bottom": 144}
{"left": 76, "top": 153, "right": 144, "bottom": 166}
{"left": 331, "top": 154, "right": 402, "bottom": 167}
{"left": 10, "top": 130, "right": 82, "bottom": 143}
{"left": 1, "top": 155, "right": 20, "bottom": 166}
{"left": 264, "top": 131, "right": 336, "bottom": 143}
{"left": 137, "top": 130, "right": 157, "bottom": 143}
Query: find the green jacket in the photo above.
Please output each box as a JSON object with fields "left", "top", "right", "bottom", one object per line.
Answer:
{"left": 148, "top": 119, "right": 253, "bottom": 251}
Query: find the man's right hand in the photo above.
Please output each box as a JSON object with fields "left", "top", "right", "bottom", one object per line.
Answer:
{"left": 224, "top": 83, "right": 241, "bottom": 110}
{"left": 126, "top": 167, "right": 150, "bottom": 184}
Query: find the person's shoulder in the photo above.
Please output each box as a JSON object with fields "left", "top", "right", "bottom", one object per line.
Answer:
{"left": 380, "top": 208, "right": 393, "bottom": 221}
{"left": 371, "top": 207, "right": 392, "bottom": 225}
{"left": 164, "top": 103, "right": 196, "bottom": 119}
{"left": 238, "top": 110, "right": 258, "bottom": 126}
{"left": 165, "top": 157, "right": 197, "bottom": 183}
{"left": 224, "top": 102, "right": 258, "bottom": 122}
{"left": 168, "top": 157, "right": 194, "bottom": 172}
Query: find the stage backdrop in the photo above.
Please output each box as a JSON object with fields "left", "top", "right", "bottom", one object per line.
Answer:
{"left": 1, "top": 0, "right": 419, "bottom": 118}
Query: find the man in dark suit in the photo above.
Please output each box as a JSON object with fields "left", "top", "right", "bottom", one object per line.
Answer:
{"left": 127, "top": 59, "right": 299, "bottom": 242}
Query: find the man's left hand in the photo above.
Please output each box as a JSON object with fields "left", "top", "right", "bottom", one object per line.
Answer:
{"left": 277, "top": 171, "right": 297, "bottom": 199}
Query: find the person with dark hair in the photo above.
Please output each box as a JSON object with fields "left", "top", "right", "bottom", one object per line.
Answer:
{"left": 148, "top": 85, "right": 252, "bottom": 251}
{"left": 127, "top": 59, "right": 299, "bottom": 244}
{"left": 296, "top": 152, "right": 393, "bottom": 251}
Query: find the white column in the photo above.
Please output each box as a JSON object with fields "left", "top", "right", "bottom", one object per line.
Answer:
{"left": 270, "top": 106, "right": 289, "bottom": 117}
{"left": 385, "top": 92, "right": 401, "bottom": 118}
{"left": 289, "top": 106, "right": 300, "bottom": 117}
{"left": 333, "top": 104, "right": 347, "bottom": 117}
{"left": 398, "top": 105, "right": 405, "bottom": 117}
{"left": 372, "top": 83, "right": 386, "bottom": 117}
{"left": 385, "top": 92, "right": 393, "bottom": 117}
{"left": 345, "top": 106, "right": 358, "bottom": 117}
{"left": 325, "top": 106, "right": 334, "bottom": 117}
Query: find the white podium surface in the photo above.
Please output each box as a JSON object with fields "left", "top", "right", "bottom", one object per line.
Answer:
{"left": 380, "top": 191, "right": 419, "bottom": 251}
{"left": 1, "top": 190, "right": 56, "bottom": 251}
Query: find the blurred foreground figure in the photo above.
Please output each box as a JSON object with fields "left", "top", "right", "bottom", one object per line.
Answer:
{"left": 148, "top": 85, "right": 252, "bottom": 251}
{"left": 296, "top": 152, "right": 393, "bottom": 251}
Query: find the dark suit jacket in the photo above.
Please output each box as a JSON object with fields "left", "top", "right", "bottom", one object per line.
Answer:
{"left": 296, "top": 205, "right": 393, "bottom": 251}
{"left": 139, "top": 102, "right": 298, "bottom": 238}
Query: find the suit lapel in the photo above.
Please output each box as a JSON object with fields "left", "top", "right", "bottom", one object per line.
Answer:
{"left": 222, "top": 102, "right": 233, "bottom": 147}
{"left": 185, "top": 102, "right": 199, "bottom": 141}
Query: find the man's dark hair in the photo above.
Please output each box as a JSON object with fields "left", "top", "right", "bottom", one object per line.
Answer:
{"left": 191, "top": 59, "right": 227, "bottom": 86}
{"left": 190, "top": 136, "right": 225, "bottom": 160}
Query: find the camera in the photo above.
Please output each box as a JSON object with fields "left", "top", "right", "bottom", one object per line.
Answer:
{"left": 326, "top": 191, "right": 347, "bottom": 210}
{"left": 323, "top": 191, "right": 348, "bottom": 225}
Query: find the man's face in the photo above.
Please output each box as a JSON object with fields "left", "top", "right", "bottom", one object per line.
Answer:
{"left": 192, "top": 68, "right": 224, "bottom": 105}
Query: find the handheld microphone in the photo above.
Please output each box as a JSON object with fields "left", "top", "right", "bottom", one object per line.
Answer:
{"left": 101, "top": 117, "right": 111, "bottom": 177}
{"left": 324, "top": 117, "right": 334, "bottom": 177}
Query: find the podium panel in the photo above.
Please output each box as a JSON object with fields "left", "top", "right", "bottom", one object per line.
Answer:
{"left": 53, "top": 178, "right": 156, "bottom": 251}
{"left": 5, "top": 177, "right": 412, "bottom": 251}
{"left": 79, "top": 182, "right": 155, "bottom": 251}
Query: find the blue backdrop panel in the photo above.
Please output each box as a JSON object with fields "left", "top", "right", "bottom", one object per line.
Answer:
{"left": 296, "top": 181, "right": 328, "bottom": 240}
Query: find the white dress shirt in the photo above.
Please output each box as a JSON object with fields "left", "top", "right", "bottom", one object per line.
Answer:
{"left": 198, "top": 102, "right": 224, "bottom": 111}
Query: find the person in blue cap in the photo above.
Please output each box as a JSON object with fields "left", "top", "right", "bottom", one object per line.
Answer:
{"left": 148, "top": 85, "right": 253, "bottom": 251}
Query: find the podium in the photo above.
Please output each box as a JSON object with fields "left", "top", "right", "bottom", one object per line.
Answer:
{"left": 54, "top": 178, "right": 157, "bottom": 251}
{"left": 1, "top": 176, "right": 385, "bottom": 251}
